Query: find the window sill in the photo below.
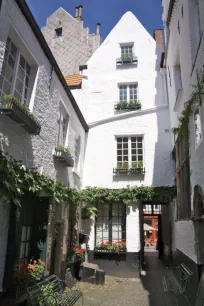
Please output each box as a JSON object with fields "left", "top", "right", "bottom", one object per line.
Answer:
{"left": 115, "top": 103, "right": 141, "bottom": 111}
{"left": 113, "top": 167, "right": 145, "bottom": 174}
{"left": 116, "top": 56, "right": 138, "bottom": 65}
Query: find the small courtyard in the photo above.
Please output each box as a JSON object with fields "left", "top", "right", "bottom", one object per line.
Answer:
{"left": 75, "top": 252, "right": 191, "bottom": 306}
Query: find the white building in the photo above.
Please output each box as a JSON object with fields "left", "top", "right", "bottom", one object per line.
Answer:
{"left": 0, "top": 0, "right": 88, "bottom": 294}
{"left": 42, "top": 5, "right": 101, "bottom": 76}
{"left": 162, "top": 0, "right": 204, "bottom": 303}
{"left": 71, "top": 12, "right": 174, "bottom": 277}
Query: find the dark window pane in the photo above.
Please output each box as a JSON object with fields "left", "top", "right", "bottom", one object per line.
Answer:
{"left": 123, "top": 137, "right": 128, "bottom": 142}
{"left": 131, "top": 137, "right": 136, "bottom": 142}
{"left": 117, "top": 138, "right": 122, "bottom": 142}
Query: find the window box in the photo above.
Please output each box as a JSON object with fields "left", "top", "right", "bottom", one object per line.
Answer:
{"left": 0, "top": 96, "right": 41, "bottom": 134}
{"left": 116, "top": 55, "right": 138, "bottom": 65}
{"left": 54, "top": 147, "right": 74, "bottom": 167}
{"left": 113, "top": 167, "right": 145, "bottom": 174}
{"left": 115, "top": 101, "right": 141, "bottom": 111}
{"left": 94, "top": 248, "right": 127, "bottom": 261}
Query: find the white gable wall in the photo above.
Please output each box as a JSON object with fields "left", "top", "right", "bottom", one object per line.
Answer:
{"left": 81, "top": 12, "right": 174, "bottom": 189}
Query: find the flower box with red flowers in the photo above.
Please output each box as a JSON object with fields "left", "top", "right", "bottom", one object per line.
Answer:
{"left": 94, "top": 241, "right": 127, "bottom": 261}
{"left": 12, "top": 259, "right": 46, "bottom": 302}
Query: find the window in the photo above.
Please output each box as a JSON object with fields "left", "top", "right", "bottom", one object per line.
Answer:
{"left": 74, "top": 135, "right": 81, "bottom": 170}
{"left": 0, "top": 37, "right": 31, "bottom": 105}
{"left": 121, "top": 45, "right": 133, "bottom": 56}
{"left": 117, "top": 136, "right": 143, "bottom": 167}
{"left": 0, "top": 0, "right": 2, "bottom": 12}
{"left": 175, "top": 127, "right": 191, "bottom": 220}
{"left": 194, "top": 108, "right": 202, "bottom": 145}
{"left": 189, "top": 0, "right": 201, "bottom": 64}
{"left": 119, "top": 84, "right": 138, "bottom": 103}
{"left": 55, "top": 27, "right": 63, "bottom": 38}
{"left": 20, "top": 226, "right": 32, "bottom": 264}
{"left": 57, "top": 105, "right": 69, "bottom": 146}
{"left": 95, "top": 203, "right": 126, "bottom": 245}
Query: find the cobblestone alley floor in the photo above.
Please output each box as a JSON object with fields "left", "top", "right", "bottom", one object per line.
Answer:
{"left": 75, "top": 251, "right": 191, "bottom": 306}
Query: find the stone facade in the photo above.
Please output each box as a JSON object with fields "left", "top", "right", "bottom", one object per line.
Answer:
{"left": 162, "top": 0, "right": 204, "bottom": 303}
{"left": 0, "top": 0, "right": 87, "bottom": 291}
{"left": 42, "top": 7, "right": 101, "bottom": 76}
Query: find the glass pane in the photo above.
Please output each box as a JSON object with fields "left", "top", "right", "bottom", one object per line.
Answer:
{"left": 138, "top": 155, "right": 143, "bottom": 161}
{"left": 137, "top": 137, "right": 143, "bottom": 142}
{"left": 26, "top": 63, "right": 31, "bottom": 76}
{"left": 15, "top": 78, "right": 23, "bottom": 94}
{"left": 25, "top": 75, "right": 29, "bottom": 87}
{"left": 117, "top": 156, "right": 122, "bottom": 161}
{"left": 131, "top": 137, "right": 136, "bottom": 142}
{"left": 123, "top": 143, "right": 128, "bottom": 148}
{"left": 20, "top": 242, "right": 25, "bottom": 258}
{"left": 117, "top": 150, "right": 122, "bottom": 155}
{"left": 14, "top": 90, "right": 21, "bottom": 101}
{"left": 27, "top": 226, "right": 31, "bottom": 239}
{"left": 132, "top": 149, "right": 136, "bottom": 155}
{"left": 6, "top": 37, "right": 11, "bottom": 50}
{"left": 3, "top": 80, "right": 11, "bottom": 94}
{"left": 10, "top": 42, "right": 17, "bottom": 59}
{"left": 117, "top": 138, "right": 122, "bottom": 142}
{"left": 123, "top": 137, "right": 128, "bottom": 142}
{"left": 25, "top": 242, "right": 29, "bottom": 257}
{"left": 20, "top": 55, "right": 26, "bottom": 69}
{"left": 21, "top": 226, "right": 27, "bottom": 241}
{"left": 5, "top": 66, "right": 13, "bottom": 83}
{"left": 117, "top": 143, "right": 122, "bottom": 149}
{"left": 132, "top": 143, "right": 136, "bottom": 148}
{"left": 123, "top": 156, "right": 128, "bottom": 161}
{"left": 138, "top": 149, "right": 143, "bottom": 154}
{"left": 8, "top": 55, "right": 15, "bottom": 70}
{"left": 138, "top": 143, "right": 143, "bottom": 148}
{"left": 18, "top": 67, "right": 25, "bottom": 81}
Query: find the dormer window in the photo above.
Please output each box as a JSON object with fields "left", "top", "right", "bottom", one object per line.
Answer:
{"left": 117, "top": 44, "right": 137, "bottom": 65}
{"left": 55, "top": 27, "right": 62, "bottom": 38}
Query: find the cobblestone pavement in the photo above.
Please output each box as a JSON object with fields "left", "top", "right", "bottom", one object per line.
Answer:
{"left": 75, "top": 252, "right": 190, "bottom": 306}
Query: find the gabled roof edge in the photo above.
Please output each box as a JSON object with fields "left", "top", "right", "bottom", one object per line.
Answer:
{"left": 15, "top": 0, "right": 89, "bottom": 132}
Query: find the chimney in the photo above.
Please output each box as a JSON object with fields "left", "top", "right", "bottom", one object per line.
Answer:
{"left": 154, "top": 29, "right": 164, "bottom": 51}
{"left": 75, "top": 6, "right": 79, "bottom": 18}
{"left": 96, "top": 23, "right": 101, "bottom": 35}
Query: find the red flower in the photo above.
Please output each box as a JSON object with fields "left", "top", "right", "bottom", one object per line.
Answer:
{"left": 20, "top": 265, "right": 27, "bottom": 271}
{"left": 28, "top": 265, "right": 35, "bottom": 271}
{"left": 105, "top": 241, "right": 109, "bottom": 245}
{"left": 13, "top": 273, "right": 18, "bottom": 279}
{"left": 41, "top": 261, "right": 45, "bottom": 265}
{"left": 33, "top": 260, "right": 37, "bottom": 264}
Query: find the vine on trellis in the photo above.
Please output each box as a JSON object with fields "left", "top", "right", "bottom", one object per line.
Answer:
{"left": 0, "top": 151, "right": 176, "bottom": 214}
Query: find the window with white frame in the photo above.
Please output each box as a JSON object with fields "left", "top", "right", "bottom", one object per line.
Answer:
{"left": 74, "top": 135, "right": 81, "bottom": 170}
{"left": 0, "top": 37, "right": 31, "bottom": 105}
{"left": 116, "top": 136, "right": 143, "bottom": 168}
{"left": 194, "top": 108, "right": 202, "bottom": 145}
{"left": 57, "top": 105, "right": 69, "bottom": 147}
{"left": 119, "top": 84, "right": 138, "bottom": 103}
{"left": 121, "top": 45, "right": 133, "bottom": 56}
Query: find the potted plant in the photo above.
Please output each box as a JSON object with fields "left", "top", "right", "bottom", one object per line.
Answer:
{"left": 131, "top": 161, "right": 144, "bottom": 173}
{"left": 67, "top": 246, "right": 86, "bottom": 280}
{"left": 0, "top": 94, "right": 41, "bottom": 134}
{"left": 116, "top": 162, "right": 129, "bottom": 173}
{"left": 13, "top": 259, "right": 46, "bottom": 303}
{"left": 54, "top": 146, "right": 74, "bottom": 167}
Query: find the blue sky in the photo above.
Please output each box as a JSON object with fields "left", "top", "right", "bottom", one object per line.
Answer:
{"left": 26, "top": 0, "right": 163, "bottom": 39}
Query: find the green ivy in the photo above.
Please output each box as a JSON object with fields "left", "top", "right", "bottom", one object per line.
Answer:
{"left": 0, "top": 151, "right": 176, "bottom": 212}
{"left": 0, "top": 151, "right": 79, "bottom": 207}
{"left": 2, "top": 94, "right": 35, "bottom": 120}
{"left": 172, "top": 70, "right": 204, "bottom": 137}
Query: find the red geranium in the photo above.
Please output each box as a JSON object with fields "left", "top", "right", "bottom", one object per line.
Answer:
{"left": 33, "top": 260, "right": 37, "bottom": 264}
{"left": 41, "top": 261, "right": 45, "bottom": 265}
{"left": 20, "top": 265, "right": 27, "bottom": 271}
{"left": 28, "top": 265, "right": 35, "bottom": 272}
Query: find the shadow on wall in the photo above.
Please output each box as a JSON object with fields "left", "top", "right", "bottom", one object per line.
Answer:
{"left": 113, "top": 173, "right": 145, "bottom": 183}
